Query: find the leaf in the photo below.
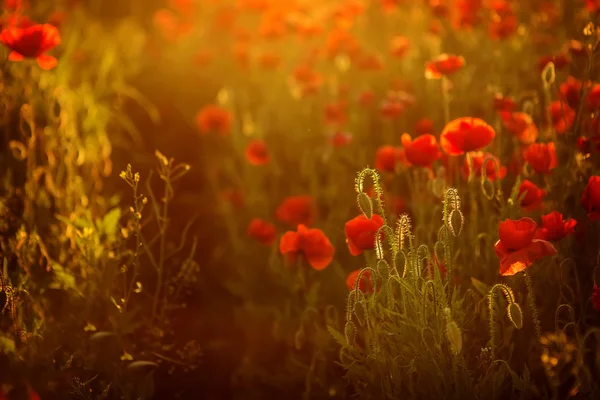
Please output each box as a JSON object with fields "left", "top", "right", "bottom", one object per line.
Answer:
{"left": 470, "top": 277, "right": 491, "bottom": 298}
{"left": 326, "top": 325, "right": 347, "bottom": 348}
{"left": 99, "top": 207, "right": 121, "bottom": 239}
{"left": 49, "top": 262, "right": 78, "bottom": 292}
{"left": 126, "top": 361, "right": 159, "bottom": 371}
{"left": 89, "top": 331, "right": 117, "bottom": 342}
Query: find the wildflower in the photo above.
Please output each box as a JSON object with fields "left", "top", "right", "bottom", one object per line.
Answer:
{"left": 493, "top": 93, "right": 516, "bottom": 112}
{"left": 534, "top": 212, "right": 577, "bottom": 241}
{"left": 279, "top": 224, "right": 334, "bottom": 270}
{"left": 153, "top": 8, "right": 193, "bottom": 42}
{"left": 380, "top": 99, "right": 404, "bottom": 119}
{"left": 357, "top": 90, "right": 375, "bottom": 107}
{"left": 345, "top": 214, "right": 385, "bottom": 256}
{"left": 494, "top": 218, "right": 557, "bottom": 276}
{"left": 586, "top": 84, "right": 600, "bottom": 111}
{"left": 195, "top": 105, "right": 233, "bottom": 135}
{"left": 581, "top": 176, "right": 600, "bottom": 221}
{"left": 538, "top": 54, "right": 570, "bottom": 72}
{"left": 414, "top": 117, "right": 435, "bottom": 136}
{"left": 559, "top": 76, "right": 583, "bottom": 109}
{"left": 245, "top": 139, "right": 269, "bottom": 165}
{"left": 401, "top": 133, "right": 442, "bottom": 167}
{"left": 440, "top": 117, "right": 495, "bottom": 156}
{"left": 324, "top": 101, "right": 348, "bottom": 126}
{"left": 330, "top": 131, "right": 352, "bottom": 147}
{"left": 389, "top": 35, "right": 409, "bottom": 58}
{"left": 276, "top": 195, "right": 315, "bottom": 227}
{"left": 592, "top": 285, "right": 600, "bottom": 310}
{"left": 257, "top": 51, "right": 280, "bottom": 70}
{"left": 500, "top": 111, "right": 539, "bottom": 145}
{"left": 221, "top": 189, "right": 244, "bottom": 209}
{"left": 461, "top": 151, "right": 506, "bottom": 181}
{"left": 375, "top": 145, "right": 403, "bottom": 173}
{"left": 425, "top": 53, "right": 465, "bottom": 79}
{"left": 548, "top": 101, "right": 575, "bottom": 134}
{"left": 346, "top": 269, "right": 374, "bottom": 293}
{"left": 0, "top": 23, "right": 60, "bottom": 69}
{"left": 247, "top": 218, "right": 276, "bottom": 246}
{"left": 524, "top": 142, "right": 558, "bottom": 175}
{"left": 518, "top": 180, "right": 546, "bottom": 211}
{"left": 577, "top": 136, "right": 600, "bottom": 155}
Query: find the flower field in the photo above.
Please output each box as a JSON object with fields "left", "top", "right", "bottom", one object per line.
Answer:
{"left": 1, "top": 0, "right": 600, "bottom": 399}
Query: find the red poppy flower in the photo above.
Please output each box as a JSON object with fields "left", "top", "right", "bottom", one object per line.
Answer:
{"left": 592, "top": 285, "right": 600, "bottom": 311}
{"left": 559, "top": 76, "right": 583, "bottom": 109}
{"left": 414, "top": 117, "right": 435, "bottom": 135}
{"left": 324, "top": 101, "right": 347, "bottom": 126}
{"left": 425, "top": 54, "right": 465, "bottom": 79}
{"left": 524, "top": 142, "right": 558, "bottom": 175}
{"left": 279, "top": 224, "right": 334, "bottom": 270}
{"left": 195, "top": 105, "right": 233, "bottom": 135}
{"left": 440, "top": 117, "right": 495, "bottom": 156}
{"left": 581, "top": 175, "right": 600, "bottom": 221}
{"left": 548, "top": 101, "right": 575, "bottom": 134}
{"left": 330, "top": 131, "right": 352, "bottom": 147}
{"left": 577, "top": 136, "right": 600, "bottom": 155}
{"left": 358, "top": 90, "right": 375, "bottom": 107}
{"left": 425, "top": 255, "right": 447, "bottom": 279}
{"left": 401, "top": 133, "right": 442, "bottom": 167}
{"left": 346, "top": 268, "right": 374, "bottom": 293}
{"left": 221, "top": 189, "right": 244, "bottom": 209}
{"left": 586, "top": 84, "right": 600, "bottom": 111}
{"left": 534, "top": 211, "right": 576, "bottom": 241}
{"left": 493, "top": 93, "right": 516, "bottom": 112}
{"left": 518, "top": 179, "right": 546, "bottom": 211}
{"left": 257, "top": 51, "right": 280, "bottom": 70}
{"left": 499, "top": 111, "right": 539, "bottom": 145}
{"left": 0, "top": 23, "right": 60, "bottom": 69}
{"left": 245, "top": 139, "right": 269, "bottom": 165}
{"left": 153, "top": 9, "right": 193, "bottom": 42}
{"left": 489, "top": 12, "right": 518, "bottom": 40}
{"left": 566, "top": 40, "right": 588, "bottom": 59}
{"left": 380, "top": 99, "right": 404, "bottom": 119}
{"left": 276, "top": 195, "right": 315, "bottom": 227}
{"left": 389, "top": 35, "right": 410, "bottom": 58}
{"left": 247, "top": 218, "right": 277, "bottom": 246}
{"left": 538, "top": 54, "right": 570, "bottom": 72}
{"left": 375, "top": 145, "right": 403, "bottom": 173}
{"left": 494, "top": 218, "right": 557, "bottom": 276}
{"left": 461, "top": 151, "right": 506, "bottom": 181}
{"left": 345, "top": 214, "right": 385, "bottom": 256}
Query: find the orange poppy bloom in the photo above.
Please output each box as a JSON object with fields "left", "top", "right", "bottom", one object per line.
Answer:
{"left": 247, "top": 218, "right": 277, "bottom": 246}
{"left": 276, "top": 196, "right": 315, "bottom": 227}
{"left": 344, "top": 214, "right": 385, "bottom": 256}
{"left": 440, "top": 117, "right": 495, "bottom": 156}
{"left": 524, "top": 142, "right": 557, "bottom": 175}
{"left": 559, "top": 76, "right": 584, "bottom": 109}
{"left": 499, "top": 111, "right": 539, "bottom": 145}
{"left": 245, "top": 139, "right": 270, "bottom": 166}
{"left": 534, "top": 212, "right": 576, "bottom": 242}
{"left": 279, "top": 224, "right": 334, "bottom": 270}
{"left": 401, "top": 133, "right": 442, "bottom": 167}
{"left": 389, "top": 35, "right": 410, "bottom": 58}
{"left": 196, "top": 105, "right": 233, "bottom": 136}
{"left": 0, "top": 23, "right": 60, "bottom": 69}
{"left": 425, "top": 54, "right": 465, "bottom": 79}
{"left": 494, "top": 218, "right": 557, "bottom": 276}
